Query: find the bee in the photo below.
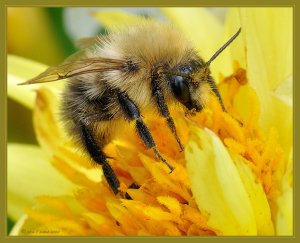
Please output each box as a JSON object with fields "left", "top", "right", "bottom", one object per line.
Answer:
{"left": 20, "top": 20, "right": 241, "bottom": 196}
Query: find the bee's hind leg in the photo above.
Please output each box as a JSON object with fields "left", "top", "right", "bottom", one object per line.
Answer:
{"left": 80, "top": 123, "right": 121, "bottom": 195}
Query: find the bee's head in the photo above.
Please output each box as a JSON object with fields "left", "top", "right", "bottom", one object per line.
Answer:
{"left": 168, "top": 60, "right": 208, "bottom": 112}
{"left": 168, "top": 27, "right": 242, "bottom": 112}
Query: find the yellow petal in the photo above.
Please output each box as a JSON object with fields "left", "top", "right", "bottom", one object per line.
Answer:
{"left": 272, "top": 74, "right": 292, "bottom": 108}
{"left": 268, "top": 95, "right": 292, "bottom": 168}
{"left": 12, "top": 196, "right": 89, "bottom": 236}
{"left": 239, "top": 8, "right": 293, "bottom": 154}
{"left": 224, "top": 8, "right": 247, "bottom": 69}
{"left": 51, "top": 151, "right": 99, "bottom": 188}
{"left": 161, "top": 7, "right": 222, "bottom": 59}
{"left": 233, "top": 154, "right": 274, "bottom": 235}
{"left": 275, "top": 188, "right": 293, "bottom": 236}
{"left": 54, "top": 144, "right": 102, "bottom": 183}
{"left": 143, "top": 206, "right": 179, "bottom": 222}
{"left": 33, "top": 87, "right": 64, "bottom": 155}
{"left": 7, "top": 143, "right": 76, "bottom": 221}
{"left": 7, "top": 55, "right": 46, "bottom": 109}
{"left": 275, "top": 149, "right": 293, "bottom": 235}
{"left": 186, "top": 126, "right": 257, "bottom": 235}
{"left": 235, "top": 8, "right": 293, "bottom": 178}
{"left": 82, "top": 212, "right": 123, "bottom": 236}
{"left": 161, "top": 7, "right": 232, "bottom": 79}
{"left": 92, "top": 10, "right": 143, "bottom": 29}
{"left": 8, "top": 55, "right": 64, "bottom": 110}
{"left": 240, "top": 7, "right": 292, "bottom": 90}
{"left": 157, "top": 196, "right": 182, "bottom": 216}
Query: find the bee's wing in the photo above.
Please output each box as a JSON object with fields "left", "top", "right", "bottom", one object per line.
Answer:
{"left": 20, "top": 57, "right": 124, "bottom": 85}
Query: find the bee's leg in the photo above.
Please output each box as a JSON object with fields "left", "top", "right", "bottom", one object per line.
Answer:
{"left": 80, "top": 123, "right": 120, "bottom": 195}
{"left": 207, "top": 76, "right": 243, "bottom": 126}
{"left": 118, "top": 93, "right": 174, "bottom": 171}
{"left": 124, "top": 183, "right": 140, "bottom": 200}
{"left": 152, "top": 86, "right": 184, "bottom": 152}
{"left": 207, "top": 76, "right": 227, "bottom": 112}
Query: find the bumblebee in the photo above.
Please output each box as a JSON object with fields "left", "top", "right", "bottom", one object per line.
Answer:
{"left": 21, "top": 21, "right": 241, "bottom": 195}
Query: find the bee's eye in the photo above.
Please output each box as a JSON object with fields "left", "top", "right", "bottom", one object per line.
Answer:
{"left": 169, "top": 75, "right": 190, "bottom": 104}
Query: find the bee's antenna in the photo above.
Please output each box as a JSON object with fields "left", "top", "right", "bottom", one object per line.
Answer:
{"left": 206, "top": 27, "right": 241, "bottom": 66}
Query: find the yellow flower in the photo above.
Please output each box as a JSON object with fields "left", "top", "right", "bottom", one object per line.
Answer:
{"left": 8, "top": 7, "right": 292, "bottom": 236}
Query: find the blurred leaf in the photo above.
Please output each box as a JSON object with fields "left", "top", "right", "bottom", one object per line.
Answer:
{"left": 7, "top": 217, "right": 15, "bottom": 235}
{"left": 45, "top": 8, "right": 76, "bottom": 56}
{"left": 7, "top": 99, "right": 37, "bottom": 144}
{"left": 7, "top": 7, "right": 66, "bottom": 65}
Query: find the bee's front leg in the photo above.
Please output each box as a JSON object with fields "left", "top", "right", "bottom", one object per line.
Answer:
{"left": 207, "top": 76, "right": 243, "bottom": 126}
{"left": 152, "top": 84, "right": 184, "bottom": 152}
{"left": 207, "top": 76, "right": 227, "bottom": 112}
{"left": 117, "top": 92, "right": 174, "bottom": 171}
